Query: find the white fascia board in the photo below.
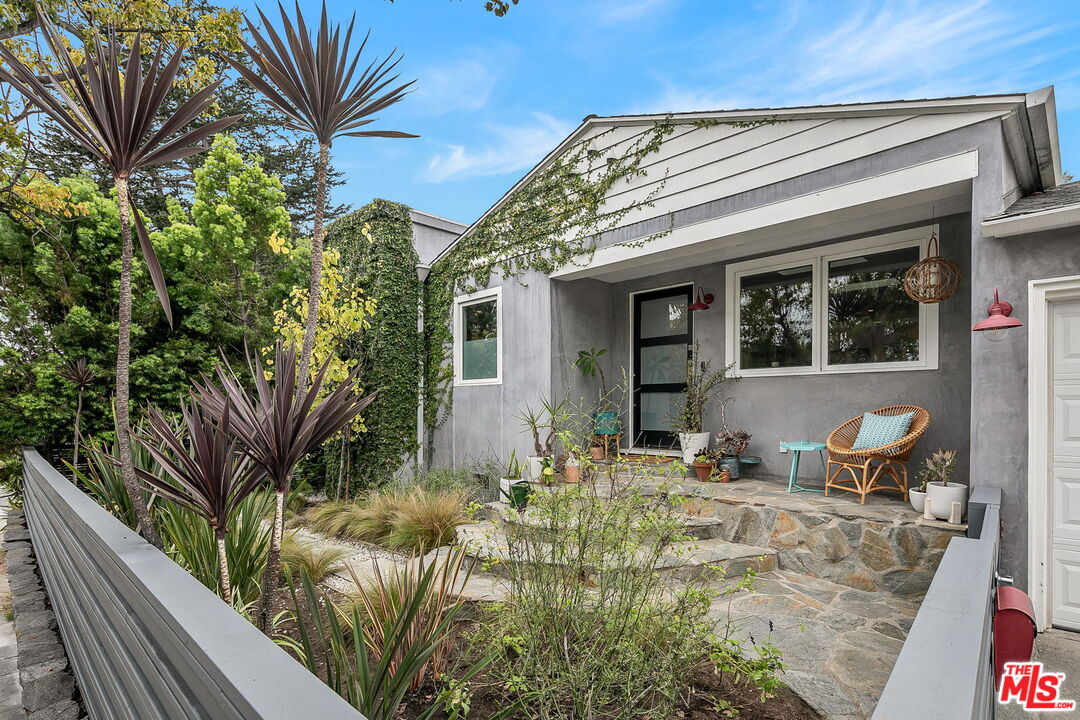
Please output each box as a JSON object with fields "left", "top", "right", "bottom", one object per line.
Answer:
{"left": 551, "top": 150, "right": 979, "bottom": 279}
{"left": 981, "top": 203, "right": 1080, "bottom": 238}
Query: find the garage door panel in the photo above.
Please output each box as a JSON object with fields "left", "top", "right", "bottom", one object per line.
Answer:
{"left": 1053, "top": 467, "right": 1080, "bottom": 542}
{"left": 1052, "top": 548, "right": 1080, "bottom": 629}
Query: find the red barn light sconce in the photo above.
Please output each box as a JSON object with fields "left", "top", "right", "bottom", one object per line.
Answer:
{"left": 689, "top": 288, "right": 714, "bottom": 311}
{"left": 972, "top": 289, "right": 1022, "bottom": 342}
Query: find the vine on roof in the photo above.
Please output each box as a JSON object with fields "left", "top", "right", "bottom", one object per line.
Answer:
{"left": 421, "top": 119, "right": 679, "bottom": 461}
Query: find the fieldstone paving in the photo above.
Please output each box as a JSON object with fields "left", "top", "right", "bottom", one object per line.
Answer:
{"left": 714, "top": 569, "right": 921, "bottom": 720}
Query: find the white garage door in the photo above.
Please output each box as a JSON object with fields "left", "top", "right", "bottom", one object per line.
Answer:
{"left": 1051, "top": 299, "right": 1080, "bottom": 631}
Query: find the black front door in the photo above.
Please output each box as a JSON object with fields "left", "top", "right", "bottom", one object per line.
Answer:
{"left": 632, "top": 285, "right": 692, "bottom": 448}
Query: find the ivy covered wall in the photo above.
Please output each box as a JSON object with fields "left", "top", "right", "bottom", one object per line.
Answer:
{"left": 327, "top": 199, "right": 421, "bottom": 490}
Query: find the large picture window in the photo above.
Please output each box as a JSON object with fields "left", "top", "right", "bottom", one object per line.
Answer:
{"left": 726, "top": 227, "right": 939, "bottom": 376}
{"left": 454, "top": 288, "right": 501, "bottom": 385}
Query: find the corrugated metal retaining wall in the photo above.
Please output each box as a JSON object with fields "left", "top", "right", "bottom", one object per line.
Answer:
{"left": 21, "top": 448, "right": 363, "bottom": 720}
{"left": 872, "top": 486, "right": 1003, "bottom": 720}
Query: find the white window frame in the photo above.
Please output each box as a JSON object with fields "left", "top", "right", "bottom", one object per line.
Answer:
{"left": 725, "top": 226, "right": 939, "bottom": 377}
{"left": 453, "top": 287, "right": 502, "bottom": 386}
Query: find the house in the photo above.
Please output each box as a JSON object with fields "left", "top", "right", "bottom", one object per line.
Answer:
{"left": 424, "top": 87, "right": 1080, "bottom": 633}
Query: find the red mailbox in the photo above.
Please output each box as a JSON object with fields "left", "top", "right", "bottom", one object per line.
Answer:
{"left": 993, "top": 586, "right": 1037, "bottom": 685}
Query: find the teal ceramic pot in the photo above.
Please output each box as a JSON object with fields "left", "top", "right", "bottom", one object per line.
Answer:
{"left": 593, "top": 411, "right": 620, "bottom": 435}
{"left": 717, "top": 456, "right": 740, "bottom": 479}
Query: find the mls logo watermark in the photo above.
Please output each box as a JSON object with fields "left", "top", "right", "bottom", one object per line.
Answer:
{"left": 998, "top": 662, "right": 1077, "bottom": 712}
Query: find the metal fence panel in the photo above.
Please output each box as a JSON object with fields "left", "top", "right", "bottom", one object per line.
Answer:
{"left": 872, "top": 486, "right": 1002, "bottom": 720}
{"left": 21, "top": 448, "right": 363, "bottom": 720}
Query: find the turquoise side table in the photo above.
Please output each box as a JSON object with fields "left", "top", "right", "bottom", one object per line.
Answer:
{"left": 780, "top": 441, "right": 827, "bottom": 493}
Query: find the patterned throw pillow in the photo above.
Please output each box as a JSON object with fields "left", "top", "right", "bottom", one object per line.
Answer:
{"left": 851, "top": 411, "right": 916, "bottom": 452}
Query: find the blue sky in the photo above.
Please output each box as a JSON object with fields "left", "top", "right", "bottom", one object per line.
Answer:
{"left": 234, "top": 0, "right": 1080, "bottom": 225}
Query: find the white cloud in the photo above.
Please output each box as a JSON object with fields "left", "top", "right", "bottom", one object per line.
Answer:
{"left": 637, "top": 0, "right": 1067, "bottom": 116}
{"left": 637, "top": 81, "right": 751, "bottom": 114}
{"left": 421, "top": 113, "right": 574, "bottom": 183}
{"left": 596, "top": 0, "right": 670, "bottom": 25}
{"left": 412, "top": 54, "right": 498, "bottom": 115}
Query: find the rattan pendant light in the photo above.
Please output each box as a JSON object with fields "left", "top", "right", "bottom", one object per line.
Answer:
{"left": 903, "top": 225, "right": 962, "bottom": 304}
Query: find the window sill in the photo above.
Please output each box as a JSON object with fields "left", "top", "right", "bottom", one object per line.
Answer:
{"left": 735, "top": 361, "right": 938, "bottom": 378}
{"left": 454, "top": 378, "right": 502, "bottom": 387}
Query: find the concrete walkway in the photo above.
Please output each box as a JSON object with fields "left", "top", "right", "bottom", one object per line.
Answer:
{"left": 0, "top": 502, "right": 25, "bottom": 720}
{"left": 999, "top": 629, "right": 1080, "bottom": 719}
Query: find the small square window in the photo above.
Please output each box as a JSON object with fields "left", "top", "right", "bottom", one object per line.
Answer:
{"left": 455, "top": 290, "right": 501, "bottom": 384}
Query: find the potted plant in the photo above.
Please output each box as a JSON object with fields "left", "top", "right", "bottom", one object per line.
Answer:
{"left": 692, "top": 452, "right": 716, "bottom": 482}
{"left": 669, "top": 343, "right": 737, "bottom": 464}
{"left": 909, "top": 475, "right": 928, "bottom": 513}
{"left": 537, "top": 456, "right": 556, "bottom": 486}
{"left": 715, "top": 428, "right": 751, "bottom": 479}
{"left": 564, "top": 454, "right": 581, "bottom": 484}
{"left": 589, "top": 438, "right": 605, "bottom": 462}
{"left": 921, "top": 449, "right": 966, "bottom": 521}
{"left": 500, "top": 450, "right": 522, "bottom": 503}
{"left": 574, "top": 347, "right": 620, "bottom": 435}
{"left": 516, "top": 398, "right": 566, "bottom": 482}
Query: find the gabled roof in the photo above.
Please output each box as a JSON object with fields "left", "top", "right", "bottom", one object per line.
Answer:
{"left": 435, "top": 88, "right": 1061, "bottom": 263}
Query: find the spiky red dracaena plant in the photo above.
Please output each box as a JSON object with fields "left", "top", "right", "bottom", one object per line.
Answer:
{"left": 0, "top": 8, "right": 242, "bottom": 548}
{"left": 134, "top": 401, "right": 267, "bottom": 603}
{"left": 194, "top": 341, "right": 375, "bottom": 628}
{"left": 223, "top": 1, "right": 415, "bottom": 397}
{"left": 59, "top": 358, "right": 96, "bottom": 470}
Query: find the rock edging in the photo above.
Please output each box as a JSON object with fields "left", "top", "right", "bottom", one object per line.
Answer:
{"left": 4, "top": 509, "right": 84, "bottom": 720}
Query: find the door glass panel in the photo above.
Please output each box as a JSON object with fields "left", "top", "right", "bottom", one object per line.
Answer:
{"left": 827, "top": 247, "right": 920, "bottom": 365}
{"left": 639, "top": 344, "right": 688, "bottom": 384}
{"left": 640, "top": 296, "right": 688, "bottom": 338}
{"left": 639, "top": 392, "right": 683, "bottom": 431}
{"left": 739, "top": 265, "right": 813, "bottom": 369}
{"left": 461, "top": 299, "right": 498, "bottom": 380}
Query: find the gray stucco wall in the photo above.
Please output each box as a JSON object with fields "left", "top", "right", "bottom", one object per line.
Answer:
{"left": 431, "top": 269, "right": 554, "bottom": 468}
{"left": 553, "top": 215, "right": 972, "bottom": 484}
{"left": 970, "top": 224, "right": 1080, "bottom": 591}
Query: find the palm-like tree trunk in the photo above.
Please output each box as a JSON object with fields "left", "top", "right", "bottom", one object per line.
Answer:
{"left": 256, "top": 143, "right": 328, "bottom": 631}
{"left": 115, "top": 177, "right": 163, "bottom": 549}
{"left": 216, "top": 531, "right": 232, "bottom": 604}
{"left": 71, "top": 389, "right": 83, "bottom": 470}
{"left": 257, "top": 488, "right": 286, "bottom": 630}
{"left": 295, "top": 142, "right": 330, "bottom": 401}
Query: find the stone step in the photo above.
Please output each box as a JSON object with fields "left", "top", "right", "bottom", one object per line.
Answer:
{"left": 454, "top": 522, "right": 776, "bottom": 580}
{"left": 479, "top": 501, "right": 724, "bottom": 540}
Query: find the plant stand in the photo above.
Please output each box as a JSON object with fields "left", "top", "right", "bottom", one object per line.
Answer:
{"left": 781, "top": 441, "right": 827, "bottom": 493}
{"left": 592, "top": 432, "right": 622, "bottom": 459}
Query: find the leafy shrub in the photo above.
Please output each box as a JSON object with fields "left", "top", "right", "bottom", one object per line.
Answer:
{"left": 386, "top": 460, "right": 501, "bottom": 503}
{"left": 281, "top": 534, "right": 349, "bottom": 582}
{"left": 475, "top": 481, "right": 780, "bottom": 719}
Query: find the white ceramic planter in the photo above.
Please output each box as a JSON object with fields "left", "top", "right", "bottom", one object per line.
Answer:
{"left": 926, "top": 482, "right": 967, "bottom": 521}
{"left": 909, "top": 488, "right": 926, "bottom": 514}
{"left": 525, "top": 456, "right": 545, "bottom": 482}
{"left": 499, "top": 477, "right": 514, "bottom": 502}
{"left": 678, "top": 432, "right": 711, "bottom": 464}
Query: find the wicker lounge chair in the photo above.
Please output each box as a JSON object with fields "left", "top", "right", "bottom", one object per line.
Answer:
{"left": 825, "top": 405, "right": 931, "bottom": 504}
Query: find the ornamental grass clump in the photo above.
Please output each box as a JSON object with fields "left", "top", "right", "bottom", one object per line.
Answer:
{"left": 280, "top": 534, "right": 349, "bottom": 582}
{"left": 303, "top": 488, "right": 466, "bottom": 553}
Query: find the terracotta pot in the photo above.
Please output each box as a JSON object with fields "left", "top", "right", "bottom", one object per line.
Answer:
{"left": 718, "top": 469, "right": 731, "bottom": 483}
{"left": 564, "top": 464, "right": 580, "bottom": 484}
{"left": 692, "top": 461, "right": 714, "bottom": 482}
{"left": 590, "top": 446, "right": 605, "bottom": 461}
